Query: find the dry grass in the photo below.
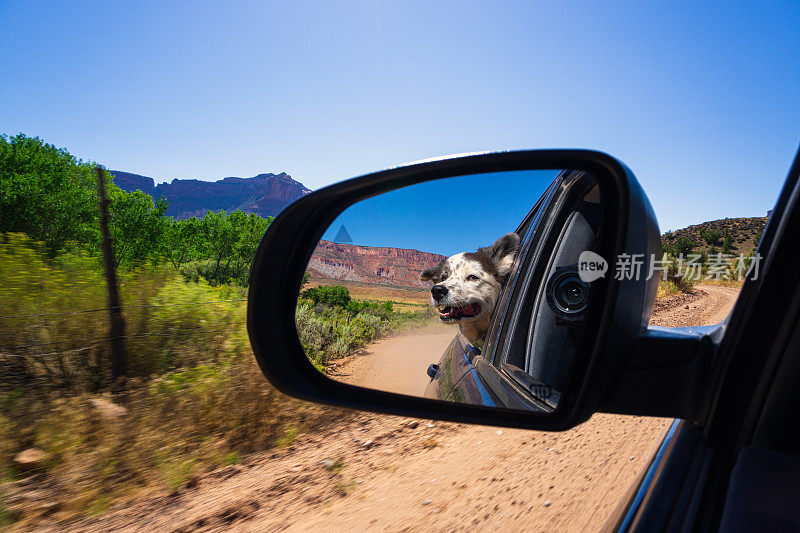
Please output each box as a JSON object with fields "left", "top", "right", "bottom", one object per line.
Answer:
{"left": 0, "top": 357, "right": 351, "bottom": 527}
{"left": 656, "top": 280, "right": 682, "bottom": 299}
{"left": 698, "top": 277, "right": 745, "bottom": 288}
{"left": 0, "top": 236, "right": 356, "bottom": 527}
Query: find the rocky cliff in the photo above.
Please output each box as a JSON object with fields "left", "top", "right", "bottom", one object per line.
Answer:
{"left": 308, "top": 240, "right": 445, "bottom": 288}
{"left": 110, "top": 170, "right": 311, "bottom": 219}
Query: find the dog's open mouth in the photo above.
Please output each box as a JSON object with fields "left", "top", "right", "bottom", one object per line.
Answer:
{"left": 438, "top": 303, "right": 482, "bottom": 320}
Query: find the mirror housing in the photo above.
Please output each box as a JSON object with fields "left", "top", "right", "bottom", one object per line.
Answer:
{"left": 248, "top": 150, "right": 660, "bottom": 430}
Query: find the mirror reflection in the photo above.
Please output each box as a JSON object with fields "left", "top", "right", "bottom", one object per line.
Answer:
{"left": 297, "top": 169, "right": 601, "bottom": 413}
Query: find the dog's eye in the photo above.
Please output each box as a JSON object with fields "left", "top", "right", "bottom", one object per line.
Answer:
{"left": 440, "top": 274, "right": 447, "bottom": 281}
{"left": 467, "top": 274, "right": 480, "bottom": 281}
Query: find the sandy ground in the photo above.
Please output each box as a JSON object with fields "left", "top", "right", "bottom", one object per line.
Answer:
{"left": 650, "top": 284, "right": 741, "bottom": 328}
{"left": 331, "top": 323, "right": 454, "bottom": 396}
{"left": 49, "top": 285, "right": 739, "bottom": 533}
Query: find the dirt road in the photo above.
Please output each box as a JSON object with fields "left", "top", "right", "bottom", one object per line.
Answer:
{"left": 61, "top": 285, "right": 739, "bottom": 533}
{"left": 650, "top": 284, "right": 741, "bottom": 328}
{"left": 333, "top": 325, "right": 454, "bottom": 396}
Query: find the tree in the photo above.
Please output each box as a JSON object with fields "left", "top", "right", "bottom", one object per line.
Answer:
{"left": 664, "top": 235, "right": 696, "bottom": 256}
{"left": 199, "top": 210, "right": 237, "bottom": 282}
{"left": 231, "top": 212, "right": 272, "bottom": 278}
{"left": 700, "top": 228, "right": 721, "bottom": 246}
{"left": 0, "top": 134, "right": 99, "bottom": 255}
{"left": 722, "top": 230, "right": 733, "bottom": 253}
{"left": 109, "top": 190, "right": 170, "bottom": 267}
{"left": 302, "top": 285, "right": 351, "bottom": 307}
{"left": 163, "top": 217, "right": 202, "bottom": 270}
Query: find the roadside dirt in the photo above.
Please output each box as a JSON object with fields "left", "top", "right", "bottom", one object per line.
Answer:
{"left": 650, "top": 284, "right": 741, "bottom": 328}
{"left": 331, "top": 323, "right": 454, "bottom": 396}
{"left": 44, "top": 285, "right": 740, "bottom": 533}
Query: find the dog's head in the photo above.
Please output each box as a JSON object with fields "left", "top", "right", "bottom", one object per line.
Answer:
{"left": 420, "top": 233, "right": 520, "bottom": 325}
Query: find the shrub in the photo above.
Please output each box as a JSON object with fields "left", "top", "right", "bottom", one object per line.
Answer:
{"left": 722, "top": 231, "right": 733, "bottom": 253}
{"left": 659, "top": 252, "right": 696, "bottom": 292}
{"left": 700, "top": 228, "right": 721, "bottom": 246}
{"left": 295, "top": 297, "right": 431, "bottom": 368}
{"left": 664, "top": 236, "right": 696, "bottom": 256}
{"left": 301, "top": 285, "right": 351, "bottom": 307}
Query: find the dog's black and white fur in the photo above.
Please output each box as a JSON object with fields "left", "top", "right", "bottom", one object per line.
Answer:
{"left": 420, "top": 233, "right": 520, "bottom": 346}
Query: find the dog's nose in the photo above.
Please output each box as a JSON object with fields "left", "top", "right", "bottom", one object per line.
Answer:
{"left": 431, "top": 285, "right": 448, "bottom": 299}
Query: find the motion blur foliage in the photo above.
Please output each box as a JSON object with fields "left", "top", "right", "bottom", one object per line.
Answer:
{"left": 0, "top": 233, "right": 248, "bottom": 392}
{"left": 0, "top": 356, "right": 344, "bottom": 525}
{"left": 0, "top": 134, "right": 326, "bottom": 526}
{"left": 0, "top": 234, "right": 348, "bottom": 525}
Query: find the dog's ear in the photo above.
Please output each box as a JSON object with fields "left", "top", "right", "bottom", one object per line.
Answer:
{"left": 486, "top": 233, "right": 520, "bottom": 278}
{"left": 420, "top": 261, "right": 443, "bottom": 282}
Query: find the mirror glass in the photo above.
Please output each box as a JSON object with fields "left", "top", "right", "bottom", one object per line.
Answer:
{"left": 297, "top": 169, "right": 602, "bottom": 414}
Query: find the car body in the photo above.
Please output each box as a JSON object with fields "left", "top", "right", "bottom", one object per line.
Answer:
{"left": 249, "top": 147, "right": 800, "bottom": 531}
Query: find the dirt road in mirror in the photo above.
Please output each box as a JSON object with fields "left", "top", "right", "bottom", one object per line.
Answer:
{"left": 331, "top": 324, "right": 454, "bottom": 396}
{"left": 57, "top": 285, "right": 738, "bottom": 533}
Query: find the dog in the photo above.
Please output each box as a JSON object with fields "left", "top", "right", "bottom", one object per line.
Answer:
{"left": 420, "top": 233, "right": 520, "bottom": 346}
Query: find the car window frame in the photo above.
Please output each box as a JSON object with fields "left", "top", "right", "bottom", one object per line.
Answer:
{"left": 484, "top": 170, "right": 602, "bottom": 404}
{"left": 479, "top": 173, "right": 564, "bottom": 365}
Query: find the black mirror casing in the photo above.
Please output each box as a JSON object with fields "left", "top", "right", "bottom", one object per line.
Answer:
{"left": 247, "top": 150, "right": 660, "bottom": 431}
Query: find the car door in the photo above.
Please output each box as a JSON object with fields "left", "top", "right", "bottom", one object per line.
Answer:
{"left": 612, "top": 149, "right": 800, "bottom": 531}
{"left": 248, "top": 147, "right": 798, "bottom": 531}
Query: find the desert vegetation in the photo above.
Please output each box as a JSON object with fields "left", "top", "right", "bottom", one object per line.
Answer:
{"left": 0, "top": 134, "right": 428, "bottom": 527}
{"left": 297, "top": 284, "right": 434, "bottom": 370}
{"left": 661, "top": 216, "right": 766, "bottom": 256}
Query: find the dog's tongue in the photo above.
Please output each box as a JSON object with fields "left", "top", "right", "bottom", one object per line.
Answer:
{"left": 439, "top": 304, "right": 481, "bottom": 318}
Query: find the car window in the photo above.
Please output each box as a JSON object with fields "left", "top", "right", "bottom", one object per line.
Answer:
{"left": 490, "top": 172, "right": 601, "bottom": 406}
{"left": 479, "top": 176, "right": 564, "bottom": 362}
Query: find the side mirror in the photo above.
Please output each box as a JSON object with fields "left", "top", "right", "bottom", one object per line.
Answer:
{"left": 248, "top": 150, "right": 665, "bottom": 431}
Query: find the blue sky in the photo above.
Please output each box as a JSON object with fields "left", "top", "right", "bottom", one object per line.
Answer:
{"left": 1, "top": 1, "right": 799, "bottom": 233}
{"left": 322, "top": 170, "right": 556, "bottom": 256}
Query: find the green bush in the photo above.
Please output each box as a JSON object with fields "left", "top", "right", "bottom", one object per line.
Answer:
{"left": 0, "top": 233, "right": 247, "bottom": 392}
{"left": 722, "top": 231, "right": 733, "bottom": 253}
{"left": 659, "top": 252, "right": 696, "bottom": 292}
{"left": 301, "top": 285, "right": 351, "bottom": 307}
{"left": 663, "top": 235, "right": 696, "bottom": 256}
{"left": 295, "top": 296, "right": 431, "bottom": 368}
{"left": 700, "top": 228, "right": 721, "bottom": 246}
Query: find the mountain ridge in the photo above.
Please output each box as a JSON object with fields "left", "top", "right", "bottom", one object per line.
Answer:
{"left": 110, "top": 170, "right": 311, "bottom": 220}
{"left": 307, "top": 240, "right": 445, "bottom": 289}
